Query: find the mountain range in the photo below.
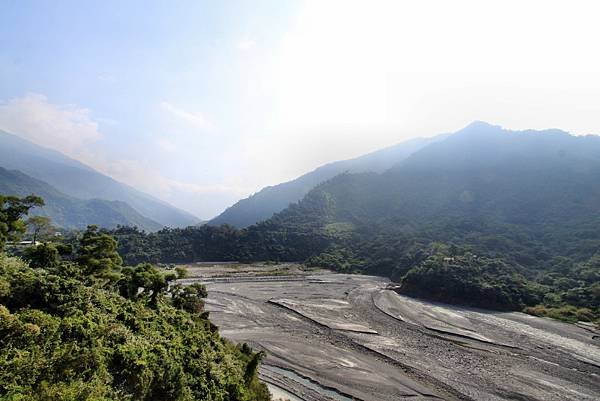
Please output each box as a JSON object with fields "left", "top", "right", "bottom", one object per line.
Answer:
{"left": 0, "top": 131, "right": 199, "bottom": 230}
{"left": 209, "top": 134, "right": 444, "bottom": 227}
{"left": 111, "top": 122, "right": 600, "bottom": 317}
{"left": 116, "top": 120, "right": 600, "bottom": 266}
{"left": 4, "top": 122, "right": 599, "bottom": 241}
{"left": 0, "top": 166, "right": 162, "bottom": 231}
{"left": 292, "top": 121, "right": 600, "bottom": 230}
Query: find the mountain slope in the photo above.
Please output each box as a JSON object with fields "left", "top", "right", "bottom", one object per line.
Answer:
{"left": 238, "top": 123, "right": 600, "bottom": 278}
{"left": 239, "top": 122, "right": 600, "bottom": 312}
{"left": 265, "top": 122, "right": 600, "bottom": 238}
{"left": 209, "top": 135, "right": 442, "bottom": 228}
{"left": 0, "top": 166, "right": 162, "bottom": 231}
{"left": 110, "top": 122, "right": 600, "bottom": 318}
{"left": 0, "top": 131, "right": 199, "bottom": 227}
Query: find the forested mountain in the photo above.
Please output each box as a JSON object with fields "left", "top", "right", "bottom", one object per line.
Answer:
{"left": 0, "top": 131, "right": 199, "bottom": 227}
{"left": 209, "top": 135, "right": 442, "bottom": 227}
{"left": 0, "top": 167, "right": 162, "bottom": 231}
{"left": 112, "top": 122, "right": 600, "bottom": 321}
{"left": 292, "top": 121, "right": 600, "bottom": 231}
{"left": 257, "top": 122, "right": 600, "bottom": 315}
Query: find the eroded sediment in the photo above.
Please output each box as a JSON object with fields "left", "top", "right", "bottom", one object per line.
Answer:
{"left": 181, "top": 264, "right": 600, "bottom": 401}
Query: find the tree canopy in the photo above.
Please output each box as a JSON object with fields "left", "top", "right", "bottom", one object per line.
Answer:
{"left": 0, "top": 195, "right": 271, "bottom": 401}
{"left": 0, "top": 194, "right": 43, "bottom": 250}
{"left": 26, "top": 215, "right": 54, "bottom": 244}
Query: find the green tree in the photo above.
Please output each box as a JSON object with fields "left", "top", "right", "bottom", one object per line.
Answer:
{"left": 24, "top": 243, "right": 60, "bottom": 269}
{"left": 76, "top": 225, "right": 123, "bottom": 282}
{"left": 0, "top": 194, "right": 44, "bottom": 250}
{"left": 118, "top": 263, "right": 176, "bottom": 308}
{"left": 171, "top": 283, "right": 208, "bottom": 314}
{"left": 0, "top": 254, "right": 271, "bottom": 401}
{"left": 26, "top": 215, "right": 54, "bottom": 244}
{"left": 244, "top": 350, "right": 266, "bottom": 385}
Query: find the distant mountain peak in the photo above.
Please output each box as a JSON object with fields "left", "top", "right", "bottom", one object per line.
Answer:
{"left": 0, "top": 166, "right": 163, "bottom": 231}
{"left": 464, "top": 120, "right": 500, "bottom": 129}
{"left": 457, "top": 121, "right": 577, "bottom": 139}
{"left": 455, "top": 121, "right": 504, "bottom": 136}
{"left": 209, "top": 134, "right": 444, "bottom": 227}
{"left": 0, "top": 131, "right": 199, "bottom": 228}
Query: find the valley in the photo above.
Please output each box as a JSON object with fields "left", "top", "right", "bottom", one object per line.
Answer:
{"left": 3, "top": 3, "right": 600, "bottom": 399}
{"left": 180, "top": 263, "right": 600, "bottom": 401}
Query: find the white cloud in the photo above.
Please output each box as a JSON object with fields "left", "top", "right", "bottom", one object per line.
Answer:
{"left": 102, "top": 158, "right": 251, "bottom": 218}
{"left": 160, "top": 101, "right": 215, "bottom": 132}
{"left": 97, "top": 74, "right": 117, "bottom": 84}
{"left": 236, "top": 37, "right": 256, "bottom": 51}
{"left": 155, "top": 136, "right": 177, "bottom": 152}
{"left": 0, "top": 93, "right": 240, "bottom": 218}
{"left": 270, "top": 1, "right": 600, "bottom": 134}
{"left": 0, "top": 93, "right": 102, "bottom": 159}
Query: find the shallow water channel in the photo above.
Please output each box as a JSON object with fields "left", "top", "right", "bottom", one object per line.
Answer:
{"left": 266, "top": 382, "right": 304, "bottom": 401}
{"left": 264, "top": 365, "right": 354, "bottom": 401}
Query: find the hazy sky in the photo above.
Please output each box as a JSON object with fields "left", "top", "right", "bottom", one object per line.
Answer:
{"left": 1, "top": 0, "right": 600, "bottom": 219}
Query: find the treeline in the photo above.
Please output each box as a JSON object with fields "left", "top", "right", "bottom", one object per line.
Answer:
{"left": 306, "top": 215, "right": 600, "bottom": 321}
{"left": 0, "top": 194, "right": 270, "bottom": 401}
{"left": 108, "top": 209, "right": 331, "bottom": 266}
{"left": 106, "top": 209, "right": 600, "bottom": 324}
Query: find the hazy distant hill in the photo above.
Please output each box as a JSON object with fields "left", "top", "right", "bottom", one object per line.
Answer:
{"left": 240, "top": 121, "right": 600, "bottom": 309}
{"left": 112, "top": 122, "right": 600, "bottom": 316}
{"left": 0, "top": 131, "right": 199, "bottom": 227}
{"left": 0, "top": 167, "right": 162, "bottom": 231}
{"left": 237, "top": 121, "right": 600, "bottom": 268}
{"left": 209, "top": 135, "right": 442, "bottom": 228}
{"left": 271, "top": 121, "right": 600, "bottom": 232}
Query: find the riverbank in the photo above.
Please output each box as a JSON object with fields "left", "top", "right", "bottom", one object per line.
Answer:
{"left": 179, "top": 263, "right": 600, "bottom": 401}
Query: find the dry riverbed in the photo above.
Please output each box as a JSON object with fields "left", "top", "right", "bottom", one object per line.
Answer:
{"left": 177, "top": 262, "right": 600, "bottom": 401}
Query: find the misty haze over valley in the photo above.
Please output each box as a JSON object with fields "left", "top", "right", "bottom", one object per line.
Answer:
{"left": 1, "top": 2, "right": 599, "bottom": 401}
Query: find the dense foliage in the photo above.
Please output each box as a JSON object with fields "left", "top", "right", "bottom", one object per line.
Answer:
{"left": 110, "top": 125, "right": 600, "bottom": 323}
{"left": 209, "top": 136, "right": 435, "bottom": 228}
{"left": 0, "top": 197, "right": 270, "bottom": 401}
{"left": 109, "top": 216, "right": 600, "bottom": 323}
{"left": 0, "top": 194, "right": 44, "bottom": 249}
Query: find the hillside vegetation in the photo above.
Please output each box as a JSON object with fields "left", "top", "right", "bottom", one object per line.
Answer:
{"left": 111, "top": 123, "right": 600, "bottom": 323}
{"left": 0, "top": 195, "right": 270, "bottom": 401}
{"left": 209, "top": 136, "right": 439, "bottom": 228}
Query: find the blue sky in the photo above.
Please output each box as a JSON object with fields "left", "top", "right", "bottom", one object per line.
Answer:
{"left": 2, "top": 1, "right": 600, "bottom": 218}
{"left": 1, "top": 1, "right": 298, "bottom": 217}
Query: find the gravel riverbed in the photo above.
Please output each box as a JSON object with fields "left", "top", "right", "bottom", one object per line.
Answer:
{"left": 179, "top": 263, "right": 600, "bottom": 401}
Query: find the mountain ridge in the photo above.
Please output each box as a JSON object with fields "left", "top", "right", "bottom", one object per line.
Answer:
{"left": 0, "top": 166, "right": 163, "bottom": 231}
{"left": 0, "top": 130, "right": 199, "bottom": 228}
{"left": 110, "top": 122, "right": 600, "bottom": 320}
{"left": 209, "top": 134, "right": 445, "bottom": 228}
